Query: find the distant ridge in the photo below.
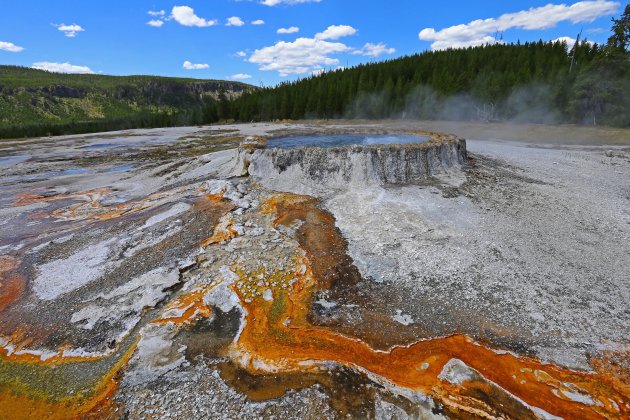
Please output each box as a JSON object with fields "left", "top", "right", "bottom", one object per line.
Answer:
{"left": 0, "top": 66, "right": 255, "bottom": 139}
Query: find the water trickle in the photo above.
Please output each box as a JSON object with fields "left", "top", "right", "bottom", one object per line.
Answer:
{"left": 0, "top": 155, "right": 30, "bottom": 168}
{"left": 80, "top": 143, "right": 127, "bottom": 151}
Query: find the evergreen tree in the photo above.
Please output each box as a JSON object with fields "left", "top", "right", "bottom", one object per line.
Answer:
{"left": 606, "top": 4, "right": 630, "bottom": 56}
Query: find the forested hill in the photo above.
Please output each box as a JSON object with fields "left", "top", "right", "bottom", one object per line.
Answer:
{"left": 1, "top": 7, "right": 627, "bottom": 139}
{"left": 0, "top": 66, "right": 253, "bottom": 138}
{"left": 229, "top": 40, "right": 629, "bottom": 127}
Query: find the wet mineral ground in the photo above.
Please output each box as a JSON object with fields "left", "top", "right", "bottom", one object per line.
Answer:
{"left": 0, "top": 121, "right": 628, "bottom": 419}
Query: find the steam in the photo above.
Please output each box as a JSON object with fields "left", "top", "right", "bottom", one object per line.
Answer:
{"left": 347, "top": 83, "right": 563, "bottom": 125}
{"left": 504, "top": 85, "right": 561, "bottom": 124}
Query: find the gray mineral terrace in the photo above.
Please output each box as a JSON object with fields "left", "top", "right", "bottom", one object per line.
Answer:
{"left": 235, "top": 130, "right": 467, "bottom": 193}
{"left": 0, "top": 121, "right": 628, "bottom": 418}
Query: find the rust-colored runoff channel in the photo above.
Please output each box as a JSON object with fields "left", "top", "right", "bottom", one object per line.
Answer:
{"left": 227, "top": 193, "right": 628, "bottom": 419}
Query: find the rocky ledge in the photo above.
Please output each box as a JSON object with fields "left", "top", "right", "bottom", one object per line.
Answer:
{"left": 234, "top": 132, "right": 467, "bottom": 193}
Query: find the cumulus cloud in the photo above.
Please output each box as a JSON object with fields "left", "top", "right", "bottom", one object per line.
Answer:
{"left": 249, "top": 37, "right": 350, "bottom": 76}
{"left": 230, "top": 73, "right": 252, "bottom": 79}
{"left": 419, "top": 0, "right": 619, "bottom": 50}
{"left": 552, "top": 35, "right": 594, "bottom": 50}
{"left": 249, "top": 23, "right": 394, "bottom": 76}
{"left": 261, "top": 0, "right": 321, "bottom": 6}
{"left": 252, "top": 19, "right": 265, "bottom": 25}
{"left": 32, "top": 61, "right": 94, "bottom": 74}
{"left": 236, "top": 51, "right": 247, "bottom": 57}
{"left": 0, "top": 41, "right": 24, "bottom": 52}
{"left": 147, "top": 10, "right": 166, "bottom": 27}
{"left": 354, "top": 42, "right": 396, "bottom": 57}
{"left": 183, "top": 60, "right": 209, "bottom": 70}
{"left": 171, "top": 6, "right": 217, "bottom": 27}
{"left": 277, "top": 26, "right": 300, "bottom": 34}
{"left": 315, "top": 25, "right": 357, "bottom": 40}
{"left": 226, "top": 16, "right": 245, "bottom": 26}
{"left": 55, "top": 24, "right": 85, "bottom": 38}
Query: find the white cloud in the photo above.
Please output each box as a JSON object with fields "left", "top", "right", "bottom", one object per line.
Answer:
{"left": 261, "top": 0, "right": 321, "bottom": 6}
{"left": 147, "top": 19, "right": 165, "bottom": 28}
{"left": 249, "top": 36, "right": 350, "bottom": 76}
{"left": 32, "top": 61, "right": 94, "bottom": 74}
{"left": 354, "top": 42, "right": 396, "bottom": 57}
{"left": 249, "top": 24, "right": 395, "bottom": 76}
{"left": 419, "top": 0, "right": 619, "bottom": 50}
{"left": 315, "top": 25, "right": 357, "bottom": 40}
{"left": 183, "top": 60, "right": 209, "bottom": 70}
{"left": 226, "top": 16, "right": 245, "bottom": 27}
{"left": 252, "top": 19, "right": 265, "bottom": 25}
{"left": 236, "top": 51, "right": 247, "bottom": 57}
{"left": 171, "top": 6, "right": 217, "bottom": 27}
{"left": 230, "top": 73, "right": 252, "bottom": 79}
{"left": 553, "top": 36, "right": 578, "bottom": 47}
{"left": 277, "top": 26, "right": 300, "bottom": 34}
{"left": 0, "top": 41, "right": 24, "bottom": 53}
{"left": 147, "top": 10, "right": 166, "bottom": 27}
{"left": 55, "top": 24, "right": 85, "bottom": 38}
{"left": 552, "top": 36, "right": 594, "bottom": 50}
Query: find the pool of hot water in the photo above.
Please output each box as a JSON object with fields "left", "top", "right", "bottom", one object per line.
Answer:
{"left": 268, "top": 133, "right": 429, "bottom": 148}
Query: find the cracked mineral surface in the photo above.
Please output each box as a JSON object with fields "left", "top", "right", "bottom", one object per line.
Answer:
{"left": 0, "top": 121, "right": 628, "bottom": 419}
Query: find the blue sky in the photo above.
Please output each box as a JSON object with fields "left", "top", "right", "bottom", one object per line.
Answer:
{"left": 0, "top": 0, "right": 622, "bottom": 85}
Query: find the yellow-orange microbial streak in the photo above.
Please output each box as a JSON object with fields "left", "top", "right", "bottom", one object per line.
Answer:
{"left": 227, "top": 193, "right": 628, "bottom": 419}
{"left": 0, "top": 337, "right": 138, "bottom": 420}
{"left": 198, "top": 193, "right": 237, "bottom": 247}
{"left": 0, "top": 256, "right": 25, "bottom": 313}
{"left": 16, "top": 188, "right": 171, "bottom": 221}
{"left": 154, "top": 287, "right": 214, "bottom": 326}
{"left": 201, "top": 215, "right": 237, "bottom": 247}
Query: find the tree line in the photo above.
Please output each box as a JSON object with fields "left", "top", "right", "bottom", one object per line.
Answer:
{"left": 228, "top": 6, "right": 629, "bottom": 127}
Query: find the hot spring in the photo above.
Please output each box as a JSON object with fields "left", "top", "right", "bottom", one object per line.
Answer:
{"left": 235, "top": 131, "right": 467, "bottom": 191}
{"left": 268, "top": 133, "right": 429, "bottom": 149}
